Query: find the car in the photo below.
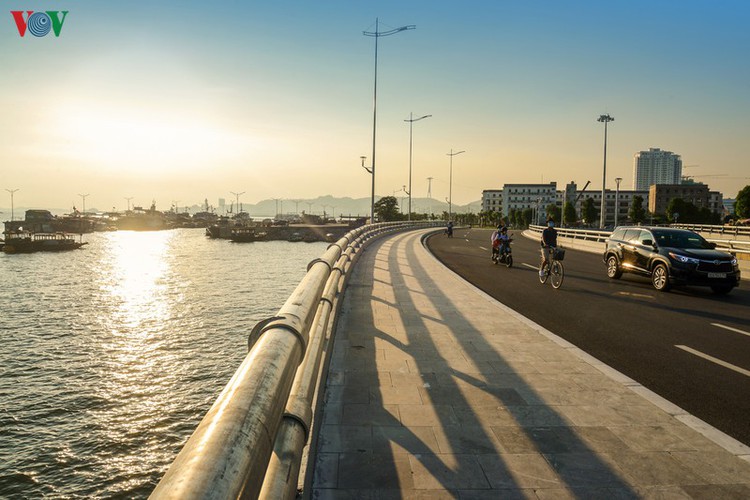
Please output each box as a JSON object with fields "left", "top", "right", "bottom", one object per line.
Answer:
{"left": 603, "top": 226, "right": 740, "bottom": 294}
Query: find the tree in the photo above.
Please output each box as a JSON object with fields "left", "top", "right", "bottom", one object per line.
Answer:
{"left": 374, "top": 196, "right": 401, "bottom": 222}
{"left": 563, "top": 202, "right": 577, "bottom": 226}
{"left": 629, "top": 195, "right": 646, "bottom": 225}
{"left": 521, "top": 208, "right": 533, "bottom": 228}
{"left": 735, "top": 185, "right": 750, "bottom": 218}
{"left": 582, "top": 197, "right": 598, "bottom": 225}
{"left": 546, "top": 203, "right": 561, "bottom": 224}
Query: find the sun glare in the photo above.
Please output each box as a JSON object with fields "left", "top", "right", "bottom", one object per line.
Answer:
{"left": 47, "top": 103, "right": 253, "bottom": 173}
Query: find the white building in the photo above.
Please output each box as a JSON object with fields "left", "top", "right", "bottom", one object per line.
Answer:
{"left": 633, "top": 148, "right": 683, "bottom": 190}
{"left": 502, "top": 183, "right": 557, "bottom": 224}
{"left": 481, "top": 189, "right": 503, "bottom": 213}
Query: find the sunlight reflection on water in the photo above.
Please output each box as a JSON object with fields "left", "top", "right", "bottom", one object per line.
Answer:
{"left": 0, "top": 229, "right": 327, "bottom": 498}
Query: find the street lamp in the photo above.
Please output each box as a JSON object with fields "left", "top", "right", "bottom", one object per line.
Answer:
{"left": 404, "top": 112, "right": 432, "bottom": 221}
{"left": 597, "top": 113, "right": 614, "bottom": 228}
{"left": 363, "top": 18, "right": 415, "bottom": 223}
{"left": 78, "top": 193, "right": 89, "bottom": 216}
{"left": 230, "top": 191, "right": 245, "bottom": 214}
{"left": 446, "top": 149, "right": 465, "bottom": 221}
{"left": 5, "top": 188, "right": 19, "bottom": 221}
{"left": 614, "top": 177, "right": 622, "bottom": 228}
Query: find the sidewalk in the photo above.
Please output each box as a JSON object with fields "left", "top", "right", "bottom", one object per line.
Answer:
{"left": 310, "top": 229, "right": 750, "bottom": 499}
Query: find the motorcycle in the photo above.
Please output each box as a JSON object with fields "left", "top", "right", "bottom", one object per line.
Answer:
{"left": 492, "top": 235, "right": 513, "bottom": 267}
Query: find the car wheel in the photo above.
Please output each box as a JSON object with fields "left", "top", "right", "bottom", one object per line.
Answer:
{"left": 651, "top": 263, "right": 671, "bottom": 292}
{"left": 606, "top": 255, "right": 622, "bottom": 279}
{"left": 710, "top": 285, "right": 733, "bottom": 295}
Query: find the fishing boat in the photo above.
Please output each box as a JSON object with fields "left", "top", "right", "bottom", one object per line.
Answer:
{"left": 229, "top": 227, "right": 267, "bottom": 243}
{"left": 2, "top": 230, "right": 88, "bottom": 254}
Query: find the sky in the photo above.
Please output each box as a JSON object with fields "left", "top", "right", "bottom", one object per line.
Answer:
{"left": 1, "top": 0, "right": 749, "bottom": 212}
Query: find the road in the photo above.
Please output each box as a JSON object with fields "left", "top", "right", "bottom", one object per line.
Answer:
{"left": 427, "top": 227, "right": 750, "bottom": 445}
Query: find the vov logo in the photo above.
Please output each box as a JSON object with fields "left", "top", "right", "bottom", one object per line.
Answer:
{"left": 11, "top": 11, "right": 69, "bottom": 37}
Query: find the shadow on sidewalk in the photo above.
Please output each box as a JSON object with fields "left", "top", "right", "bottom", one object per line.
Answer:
{"left": 314, "top": 230, "right": 638, "bottom": 497}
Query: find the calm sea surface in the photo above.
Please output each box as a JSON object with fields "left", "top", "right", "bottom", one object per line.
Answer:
{"left": 0, "top": 229, "right": 328, "bottom": 498}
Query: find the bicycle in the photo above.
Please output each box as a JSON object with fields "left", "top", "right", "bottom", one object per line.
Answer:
{"left": 539, "top": 247, "right": 565, "bottom": 289}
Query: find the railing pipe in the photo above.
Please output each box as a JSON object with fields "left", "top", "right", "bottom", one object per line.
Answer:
{"left": 259, "top": 266, "right": 342, "bottom": 500}
{"left": 151, "top": 221, "right": 440, "bottom": 499}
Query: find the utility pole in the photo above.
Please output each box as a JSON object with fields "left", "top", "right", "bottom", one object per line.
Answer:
{"left": 5, "top": 188, "right": 19, "bottom": 221}
{"left": 427, "top": 177, "right": 433, "bottom": 218}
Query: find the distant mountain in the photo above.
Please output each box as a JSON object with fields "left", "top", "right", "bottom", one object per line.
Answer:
{"left": 1, "top": 196, "right": 483, "bottom": 221}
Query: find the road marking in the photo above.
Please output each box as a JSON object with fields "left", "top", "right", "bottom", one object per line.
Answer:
{"left": 479, "top": 246, "right": 488, "bottom": 251}
{"left": 711, "top": 323, "right": 750, "bottom": 338}
{"left": 675, "top": 345, "right": 750, "bottom": 377}
{"left": 615, "top": 291, "right": 654, "bottom": 299}
{"left": 522, "top": 263, "right": 538, "bottom": 270}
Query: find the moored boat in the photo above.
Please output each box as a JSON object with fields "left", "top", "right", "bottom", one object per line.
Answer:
{"left": 2, "top": 230, "right": 88, "bottom": 254}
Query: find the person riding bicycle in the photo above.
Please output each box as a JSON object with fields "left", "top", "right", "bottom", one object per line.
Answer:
{"left": 539, "top": 218, "right": 558, "bottom": 276}
{"left": 446, "top": 220, "right": 454, "bottom": 237}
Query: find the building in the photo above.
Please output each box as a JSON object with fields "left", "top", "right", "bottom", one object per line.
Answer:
{"left": 633, "top": 148, "right": 683, "bottom": 190}
{"left": 571, "top": 187, "right": 649, "bottom": 226}
{"left": 481, "top": 189, "right": 503, "bottom": 213}
{"left": 648, "top": 184, "right": 723, "bottom": 217}
{"left": 502, "top": 183, "right": 557, "bottom": 225}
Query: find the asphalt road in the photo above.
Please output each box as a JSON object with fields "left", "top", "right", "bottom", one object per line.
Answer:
{"left": 427, "top": 227, "right": 750, "bottom": 445}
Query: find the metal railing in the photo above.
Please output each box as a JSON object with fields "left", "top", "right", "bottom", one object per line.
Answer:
{"left": 150, "top": 221, "right": 442, "bottom": 500}
{"left": 672, "top": 223, "right": 750, "bottom": 240}
{"left": 527, "top": 225, "right": 750, "bottom": 256}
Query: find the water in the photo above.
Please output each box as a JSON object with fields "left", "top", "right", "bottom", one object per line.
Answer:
{"left": 0, "top": 229, "right": 328, "bottom": 498}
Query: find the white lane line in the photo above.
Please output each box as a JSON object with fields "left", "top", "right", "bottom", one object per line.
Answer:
{"left": 522, "top": 263, "right": 538, "bottom": 270}
{"left": 479, "top": 246, "right": 488, "bottom": 251}
{"left": 616, "top": 291, "right": 655, "bottom": 300}
{"left": 675, "top": 345, "right": 750, "bottom": 377}
{"left": 711, "top": 323, "right": 750, "bottom": 338}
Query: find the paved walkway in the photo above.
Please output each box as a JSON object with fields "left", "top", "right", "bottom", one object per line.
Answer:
{"left": 310, "top": 229, "right": 750, "bottom": 499}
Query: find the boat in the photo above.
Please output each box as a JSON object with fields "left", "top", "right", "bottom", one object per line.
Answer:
{"left": 2, "top": 230, "right": 88, "bottom": 254}
{"left": 229, "top": 227, "right": 267, "bottom": 243}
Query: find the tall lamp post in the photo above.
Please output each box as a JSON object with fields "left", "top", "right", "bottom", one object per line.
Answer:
{"left": 78, "top": 193, "right": 89, "bottom": 216}
{"left": 363, "top": 18, "right": 415, "bottom": 223}
{"left": 5, "top": 188, "right": 19, "bottom": 221}
{"left": 404, "top": 112, "right": 431, "bottom": 221}
{"left": 597, "top": 113, "right": 614, "bottom": 228}
{"left": 230, "top": 191, "right": 245, "bottom": 214}
{"left": 446, "top": 149, "right": 465, "bottom": 221}
{"left": 614, "top": 177, "right": 622, "bottom": 228}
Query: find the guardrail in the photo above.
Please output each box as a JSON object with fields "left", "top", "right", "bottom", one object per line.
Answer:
{"left": 527, "top": 225, "right": 750, "bottom": 256}
{"left": 150, "top": 221, "right": 442, "bottom": 500}
{"left": 672, "top": 223, "right": 750, "bottom": 240}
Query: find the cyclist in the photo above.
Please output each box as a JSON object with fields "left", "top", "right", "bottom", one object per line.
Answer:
{"left": 539, "top": 217, "right": 558, "bottom": 277}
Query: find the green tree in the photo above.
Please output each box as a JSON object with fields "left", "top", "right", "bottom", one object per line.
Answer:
{"left": 629, "top": 195, "right": 646, "bottom": 224}
{"left": 563, "top": 202, "right": 577, "bottom": 226}
{"left": 666, "top": 198, "right": 695, "bottom": 223}
{"left": 374, "top": 196, "right": 401, "bottom": 222}
{"left": 521, "top": 208, "right": 533, "bottom": 228}
{"left": 545, "top": 203, "right": 561, "bottom": 224}
{"left": 582, "top": 197, "right": 598, "bottom": 225}
{"left": 735, "top": 185, "right": 750, "bottom": 218}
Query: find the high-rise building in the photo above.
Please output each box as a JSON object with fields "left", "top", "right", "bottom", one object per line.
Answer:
{"left": 633, "top": 148, "right": 682, "bottom": 190}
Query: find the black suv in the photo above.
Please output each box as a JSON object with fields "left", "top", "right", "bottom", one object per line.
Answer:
{"left": 603, "top": 226, "right": 740, "bottom": 294}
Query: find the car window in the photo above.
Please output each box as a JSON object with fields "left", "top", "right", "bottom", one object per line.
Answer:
{"left": 639, "top": 230, "right": 654, "bottom": 245}
{"left": 652, "top": 230, "right": 712, "bottom": 249}
{"left": 622, "top": 229, "right": 641, "bottom": 243}
{"left": 610, "top": 228, "right": 627, "bottom": 241}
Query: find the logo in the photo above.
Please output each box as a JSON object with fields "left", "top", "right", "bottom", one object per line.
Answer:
{"left": 10, "top": 11, "right": 69, "bottom": 37}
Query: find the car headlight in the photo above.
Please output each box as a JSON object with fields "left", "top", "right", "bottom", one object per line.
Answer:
{"left": 669, "top": 252, "right": 699, "bottom": 265}
{"left": 731, "top": 258, "right": 738, "bottom": 266}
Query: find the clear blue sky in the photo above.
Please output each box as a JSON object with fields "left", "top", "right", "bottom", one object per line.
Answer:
{"left": 2, "top": 1, "right": 749, "bottom": 210}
